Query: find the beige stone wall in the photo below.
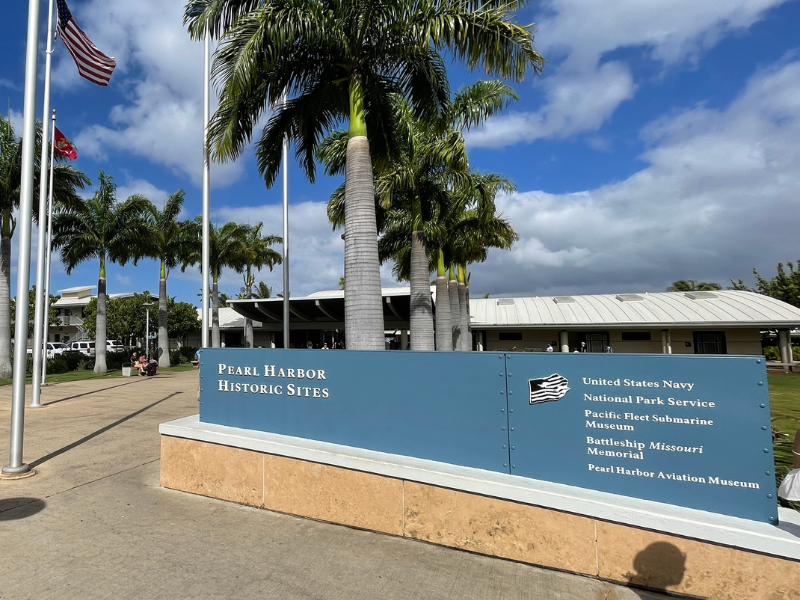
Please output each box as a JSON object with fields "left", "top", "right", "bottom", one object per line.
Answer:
{"left": 161, "top": 435, "right": 800, "bottom": 600}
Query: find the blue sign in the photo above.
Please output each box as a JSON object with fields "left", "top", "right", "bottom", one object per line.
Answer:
{"left": 504, "top": 353, "right": 776, "bottom": 523}
{"left": 200, "top": 348, "right": 509, "bottom": 473}
{"left": 198, "top": 349, "right": 777, "bottom": 523}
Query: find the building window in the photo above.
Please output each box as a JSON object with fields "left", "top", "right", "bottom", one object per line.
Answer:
{"left": 693, "top": 331, "right": 727, "bottom": 354}
{"left": 569, "top": 331, "right": 609, "bottom": 352}
{"left": 621, "top": 331, "right": 652, "bottom": 341}
{"left": 498, "top": 332, "right": 523, "bottom": 341}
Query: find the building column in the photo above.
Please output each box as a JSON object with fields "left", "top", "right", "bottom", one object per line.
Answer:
{"left": 661, "top": 329, "right": 672, "bottom": 354}
{"left": 779, "top": 328, "right": 792, "bottom": 370}
{"left": 559, "top": 330, "right": 569, "bottom": 353}
{"left": 400, "top": 329, "right": 409, "bottom": 350}
{"left": 476, "top": 331, "right": 484, "bottom": 352}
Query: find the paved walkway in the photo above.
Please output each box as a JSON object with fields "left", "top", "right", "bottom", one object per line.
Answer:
{"left": 0, "top": 371, "right": 670, "bottom": 600}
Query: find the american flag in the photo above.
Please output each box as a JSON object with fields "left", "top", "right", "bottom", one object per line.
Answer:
{"left": 528, "top": 373, "right": 570, "bottom": 405}
{"left": 56, "top": 0, "right": 116, "bottom": 86}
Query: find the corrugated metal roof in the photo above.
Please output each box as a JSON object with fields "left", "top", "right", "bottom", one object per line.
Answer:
{"left": 469, "top": 291, "right": 800, "bottom": 328}
{"left": 195, "top": 307, "right": 262, "bottom": 329}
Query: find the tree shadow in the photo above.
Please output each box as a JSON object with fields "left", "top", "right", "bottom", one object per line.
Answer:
{"left": 625, "top": 542, "right": 686, "bottom": 597}
{"left": 0, "top": 498, "right": 45, "bottom": 520}
{"left": 43, "top": 378, "right": 148, "bottom": 407}
{"left": 29, "top": 391, "right": 181, "bottom": 469}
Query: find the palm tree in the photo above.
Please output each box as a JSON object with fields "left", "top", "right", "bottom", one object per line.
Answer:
{"left": 134, "top": 191, "right": 197, "bottom": 368}
{"left": 446, "top": 178, "right": 518, "bottom": 350}
{"left": 321, "top": 82, "right": 518, "bottom": 350}
{"left": 253, "top": 281, "right": 272, "bottom": 299}
{"left": 184, "top": 220, "right": 247, "bottom": 347}
{"left": 381, "top": 171, "right": 517, "bottom": 350}
{"left": 0, "top": 117, "right": 89, "bottom": 377}
{"left": 185, "top": 0, "right": 544, "bottom": 349}
{"left": 239, "top": 222, "right": 282, "bottom": 347}
{"left": 52, "top": 172, "right": 150, "bottom": 373}
{"left": 667, "top": 280, "right": 723, "bottom": 292}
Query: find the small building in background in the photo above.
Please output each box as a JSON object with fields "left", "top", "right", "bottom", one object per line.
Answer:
{"left": 49, "top": 285, "right": 135, "bottom": 343}
{"left": 470, "top": 291, "right": 800, "bottom": 360}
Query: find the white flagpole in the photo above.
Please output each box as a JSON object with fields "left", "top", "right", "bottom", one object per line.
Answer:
{"left": 201, "top": 29, "right": 211, "bottom": 349}
{"left": 3, "top": 0, "right": 41, "bottom": 477}
{"left": 30, "top": 0, "right": 56, "bottom": 409}
{"left": 41, "top": 110, "right": 58, "bottom": 386}
{"left": 282, "top": 91, "right": 289, "bottom": 349}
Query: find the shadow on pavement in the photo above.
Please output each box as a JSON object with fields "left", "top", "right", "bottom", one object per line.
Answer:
{"left": 625, "top": 541, "right": 686, "bottom": 598}
{"left": 30, "top": 392, "right": 182, "bottom": 469}
{"left": 0, "top": 498, "right": 45, "bottom": 520}
{"left": 43, "top": 378, "right": 150, "bottom": 407}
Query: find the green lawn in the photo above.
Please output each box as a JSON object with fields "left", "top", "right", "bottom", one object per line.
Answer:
{"left": 0, "top": 362, "right": 196, "bottom": 387}
{"left": 769, "top": 372, "right": 800, "bottom": 486}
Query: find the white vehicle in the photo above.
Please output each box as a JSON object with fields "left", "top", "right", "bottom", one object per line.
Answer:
{"left": 69, "top": 340, "right": 96, "bottom": 356}
{"left": 106, "top": 340, "right": 125, "bottom": 353}
{"left": 46, "top": 342, "right": 68, "bottom": 359}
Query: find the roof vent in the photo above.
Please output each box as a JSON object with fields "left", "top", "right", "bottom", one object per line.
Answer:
{"left": 553, "top": 296, "right": 575, "bottom": 304}
{"left": 616, "top": 294, "right": 644, "bottom": 302}
{"left": 496, "top": 298, "right": 515, "bottom": 306}
{"left": 685, "top": 292, "right": 718, "bottom": 300}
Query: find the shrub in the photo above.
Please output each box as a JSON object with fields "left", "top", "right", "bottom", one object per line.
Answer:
{"left": 170, "top": 350, "right": 188, "bottom": 364}
{"left": 794, "top": 346, "right": 800, "bottom": 362}
{"left": 61, "top": 351, "right": 84, "bottom": 371}
{"left": 179, "top": 346, "right": 198, "bottom": 361}
{"left": 103, "top": 351, "right": 129, "bottom": 370}
{"left": 47, "top": 358, "right": 69, "bottom": 374}
{"left": 763, "top": 346, "right": 780, "bottom": 360}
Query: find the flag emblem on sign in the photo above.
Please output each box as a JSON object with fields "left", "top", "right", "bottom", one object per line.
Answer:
{"left": 528, "top": 374, "right": 570, "bottom": 405}
{"left": 56, "top": 0, "right": 116, "bottom": 86}
{"left": 54, "top": 127, "right": 78, "bottom": 160}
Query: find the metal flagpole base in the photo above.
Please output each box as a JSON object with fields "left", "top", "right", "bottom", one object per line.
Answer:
{"left": 0, "top": 464, "right": 35, "bottom": 479}
{"left": 27, "top": 403, "right": 46, "bottom": 409}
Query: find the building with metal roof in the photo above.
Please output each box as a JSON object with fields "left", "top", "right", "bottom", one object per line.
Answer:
{"left": 224, "top": 289, "right": 800, "bottom": 359}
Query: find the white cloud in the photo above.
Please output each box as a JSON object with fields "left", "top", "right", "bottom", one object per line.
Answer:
{"left": 213, "top": 200, "right": 404, "bottom": 297}
{"left": 116, "top": 177, "right": 167, "bottom": 203}
{"left": 54, "top": 0, "right": 246, "bottom": 186}
{"left": 468, "top": 57, "right": 800, "bottom": 296}
{"left": 467, "top": 0, "right": 788, "bottom": 148}
{"left": 0, "top": 78, "right": 19, "bottom": 91}
{"left": 116, "top": 274, "right": 133, "bottom": 287}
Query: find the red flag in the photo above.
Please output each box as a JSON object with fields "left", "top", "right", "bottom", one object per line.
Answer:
{"left": 54, "top": 127, "right": 78, "bottom": 160}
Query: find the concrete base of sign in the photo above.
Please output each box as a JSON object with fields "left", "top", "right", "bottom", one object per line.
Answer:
{"left": 160, "top": 416, "right": 800, "bottom": 600}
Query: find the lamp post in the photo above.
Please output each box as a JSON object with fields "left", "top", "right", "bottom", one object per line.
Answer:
{"left": 143, "top": 302, "right": 154, "bottom": 357}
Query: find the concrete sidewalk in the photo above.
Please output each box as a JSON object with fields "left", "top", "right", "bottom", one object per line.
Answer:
{"left": 0, "top": 371, "right": 669, "bottom": 600}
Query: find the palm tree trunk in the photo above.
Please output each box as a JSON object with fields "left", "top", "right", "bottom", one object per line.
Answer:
{"left": 344, "top": 74, "right": 384, "bottom": 350}
{"left": 94, "top": 259, "right": 107, "bottom": 373}
{"left": 461, "top": 269, "right": 472, "bottom": 351}
{"left": 158, "top": 261, "right": 170, "bottom": 368}
{"left": 212, "top": 277, "right": 220, "bottom": 348}
{"left": 410, "top": 197, "right": 434, "bottom": 350}
{"left": 0, "top": 217, "right": 13, "bottom": 379}
{"left": 244, "top": 271, "right": 253, "bottom": 348}
{"left": 434, "top": 250, "right": 452, "bottom": 351}
{"left": 449, "top": 265, "right": 460, "bottom": 350}
{"left": 458, "top": 265, "right": 470, "bottom": 351}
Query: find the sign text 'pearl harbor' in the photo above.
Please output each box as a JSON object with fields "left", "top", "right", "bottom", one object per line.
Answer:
{"left": 216, "top": 363, "right": 330, "bottom": 398}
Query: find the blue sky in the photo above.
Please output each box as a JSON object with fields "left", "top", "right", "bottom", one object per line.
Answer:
{"left": 2, "top": 0, "right": 800, "bottom": 305}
